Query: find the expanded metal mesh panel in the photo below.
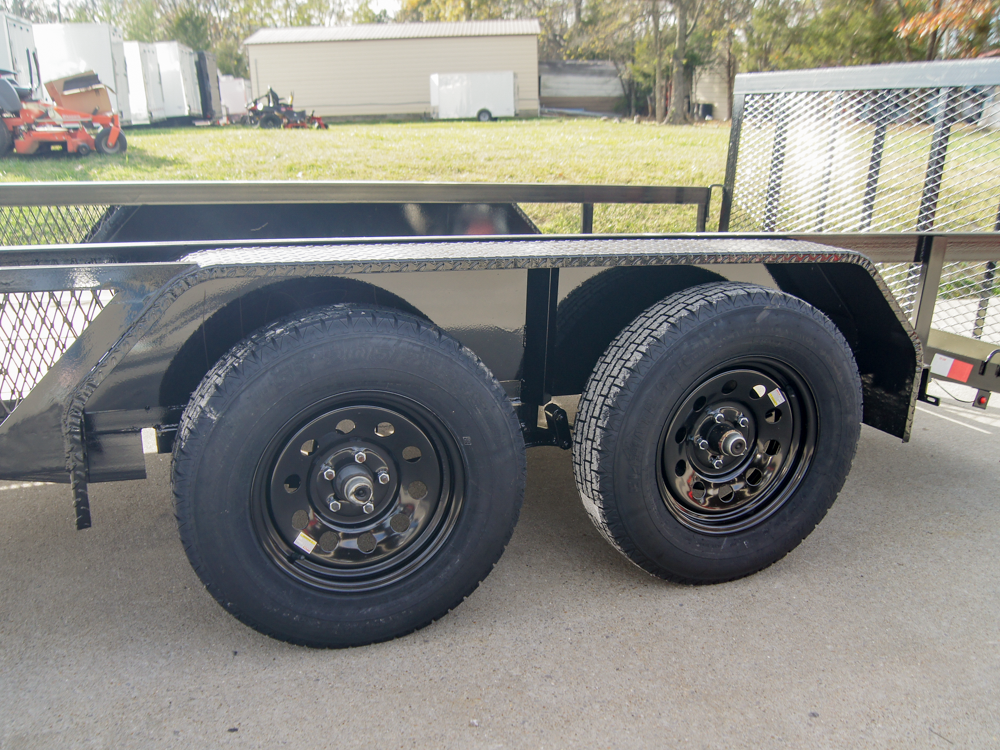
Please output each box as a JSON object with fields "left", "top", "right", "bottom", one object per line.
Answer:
{"left": 0, "top": 290, "right": 116, "bottom": 409}
{"left": 0, "top": 204, "right": 114, "bottom": 245}
{"left": 930, "top": 261, "right": 999, "bottom": 345}
{"left": 875, "top": 262, "right": 923, "bottom": 318}
{"left": 731, "top": 87, "right": 1000, "bottom": 233}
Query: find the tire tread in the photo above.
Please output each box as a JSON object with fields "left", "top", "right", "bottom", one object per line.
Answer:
{"left": 573, "top": 282, "right": 862, "bottom": 584}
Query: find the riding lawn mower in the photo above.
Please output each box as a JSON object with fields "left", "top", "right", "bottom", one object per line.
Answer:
{"left": 245, "top": 87, "right": 327, "bottom": 129}
{"left": 0, "top": 70, "right": 125, "bottom": 157}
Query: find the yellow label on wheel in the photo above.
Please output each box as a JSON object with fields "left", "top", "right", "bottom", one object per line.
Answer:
{"left": 293, "top": 532, "right": 317, "bottom": 554}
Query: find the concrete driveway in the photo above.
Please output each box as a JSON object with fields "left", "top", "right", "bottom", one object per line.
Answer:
{"left": 1, "top": 387, "right": 998, "bottom": 749}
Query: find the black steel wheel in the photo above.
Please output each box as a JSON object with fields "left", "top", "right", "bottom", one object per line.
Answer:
{"left": 94, "top": 127, "right": 126, "bottom": 155}
{"left": 658, "top": 363, "right": 814, "bottom": 534}
{"left": 255, "top": 397, "right": 465, "bottom": 591}
{"left": 573, "top": 282, "right": 861, "bottom": 583}
{"left": 476, "top": 109, "right": 492, "bottom": 122}
{"left": 173, "top": 306, "right": 525, "bottom": 647}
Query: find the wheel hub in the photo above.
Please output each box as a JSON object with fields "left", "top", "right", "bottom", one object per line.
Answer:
{"left": 660, "top": 366, "right": 810, "bottom": 532}
{"left": 255, "top": 399, "right": 462, "bottom": 589}
{"left": 314, "top": 444, "right": 394, "bottom": 519}
{"left": 690, "top": 406, "right": 754, "bottom": 475}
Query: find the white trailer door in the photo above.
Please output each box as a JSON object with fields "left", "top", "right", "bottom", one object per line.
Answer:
{"left": 124, "top": 41, "right": 149, "bottom": 123}
{"left": 4, "top": 15, "right": 37, "bottom": 93}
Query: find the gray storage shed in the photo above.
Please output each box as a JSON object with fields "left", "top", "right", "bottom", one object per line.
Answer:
{"left": 245, "top": 20, "right": 540, "bottom": 119}
{"left": 539, "top": 60, "right": 624, "bottom": 114}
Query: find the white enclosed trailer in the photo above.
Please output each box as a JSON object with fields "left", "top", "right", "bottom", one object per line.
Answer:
{"left": 123, "top": 41, "right": 165, "bottom": 124}
{"left": 154, "top": 41, "right": 201, "bottom": 118}
{"left": 429, "top": 71, "right": 517, "bottom": 121}
{"left": 218, "top": 74, "right": 251, "bottom": 119}
{"left": 0, "top": 12, "right": 38, "bottom": 95}
{"left": 34, "top": 23, "right": 131, "bottom": 123}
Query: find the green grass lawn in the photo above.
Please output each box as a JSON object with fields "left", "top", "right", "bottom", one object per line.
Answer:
{"left": 0, "top": 118, "right": 731, "bottom": 233}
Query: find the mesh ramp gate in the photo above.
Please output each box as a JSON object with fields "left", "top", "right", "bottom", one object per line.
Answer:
{"left": 721, "top": 60, "right": 1000, "bottom": 399}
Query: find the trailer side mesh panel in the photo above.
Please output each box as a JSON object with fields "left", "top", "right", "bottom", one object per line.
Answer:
{"left": 930, "top": 261, "right": 999, "bottom": 345}
{"left": 730, "top": 87, "right": 1000, "bottom": 234}
{"left": 0, "top": 205, "right": 115, "bottom": 246}
{"left": 0, "top": 290, "right": 116, "bottom": 411}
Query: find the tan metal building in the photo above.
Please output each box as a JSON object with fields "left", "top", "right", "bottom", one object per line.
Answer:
{"left": 245, "top": 20, "right": 540, "bottom": 119}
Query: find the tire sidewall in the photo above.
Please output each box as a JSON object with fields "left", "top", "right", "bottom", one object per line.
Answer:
{"left": 602, "top": 299, "right": 860, "bottom": 581}
{"left": 177, "top": 315, "right": 523, "bottom": 645}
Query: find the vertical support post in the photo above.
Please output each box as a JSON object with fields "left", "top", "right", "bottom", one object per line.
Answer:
{"left": 762, "top": 97, "right": 788, "bottom": 233}
{"left": 521, "top": 268, "right": 560, "bottom": 417}
{"left": 815, "top": 91, "right": 845, "bottom": 232}
{"left": 973, "top": 261, "right": 996, "bottom": 340}
{"left": 912, "top": 235, "right": 948, "bottom": 345}
{"left": 695, "top": 194, "right": 708, "bottom": 232}
{"left": 718, "top": 94, "right": 745, "bottom": 232}
{"left": 859, "top": 91, "right": 889, "bottom": 231}
{"left": 581, "top": 204, "right": 594, "bottom": 234}
{"left": 917, "top": 88, "right": 960, "bottom": 233}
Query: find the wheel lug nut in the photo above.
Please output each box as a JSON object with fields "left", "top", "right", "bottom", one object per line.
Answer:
{"left": 714, "top": 412, "right": 725, "bottom": 424}
{"left": 710, "top": 455, "right": 724, "bottom": 469}
{"left": 738, "top": 416, "right": 749, "bottom": 428}
{"left": 327, "top": 495, "right": 341, "bottom": 512}
{"left": 697, "top": 438, "right": 710, "bottom": 451}
{"left": 323, "top": 468, "right": 336, "bottom": 481}
{"left": 355, "top": 451, "right": 366, "bottom": 463}
{"left": 362, "top": 502, "right": 374, "bottom": 514}
{"left": 377, "top": 470, "right": 390, "bottom": 485}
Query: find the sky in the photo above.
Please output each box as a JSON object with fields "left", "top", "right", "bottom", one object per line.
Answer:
{"left": 363, "top": 0, "right": 402, "bottom": 16}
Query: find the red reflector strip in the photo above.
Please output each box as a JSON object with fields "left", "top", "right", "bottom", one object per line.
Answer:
{"left": 930, "top": 353, "right": 973, "bottom": 383}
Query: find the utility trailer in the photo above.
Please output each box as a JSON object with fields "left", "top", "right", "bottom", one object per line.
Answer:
{"left": 154, "top": 41, "right": 201, "bottom": 119}
{"left": 430, "top": 71, "right": 517, "bottom": 121}
{"left": 123, "top": 41, "right": 166, "bottom": 125}
{"left": 34, "top": 23, "right": 132, "bottom": 125}
{"left": 0, "top": 60, "right": 997, "bottom": 648}
{"left": 0, "top": 11, "right": 38, "bottom": 95}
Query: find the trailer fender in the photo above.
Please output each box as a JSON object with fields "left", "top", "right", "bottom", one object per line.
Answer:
{"left": 765, "top": 262, "right": 919, "bottom": 441}
{"left": 156, "top": 277, "right": 431, "bottom": 413}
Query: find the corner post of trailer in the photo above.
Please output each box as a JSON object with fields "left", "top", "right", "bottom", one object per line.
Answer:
{"left": 912, "top": 234, "right": 948, "bottom": 344}
{"left": 719, "top": 93, "right": 745, "bottom": 232}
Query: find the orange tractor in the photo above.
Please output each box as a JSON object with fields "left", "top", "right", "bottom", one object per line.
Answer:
{"left": 0, "top": 71, "right": 126, "bottom": 157}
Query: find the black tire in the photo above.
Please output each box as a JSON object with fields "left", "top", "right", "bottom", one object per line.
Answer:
{"left": 172, "top": 306, "right": 525, "bottom": 647}
{"left": 573, "top": 282, "right": 861, "bottom": 583}
{"left": 477, "top": 109, "right": 492, "bottom": 122}
{"left": 259, "top": 113, "right": 282, "bottom": 129}
{"left": 76, "top": 142, "right": 90, "bottom": 157}
{"left": 94, "top": 128, "right": 126, "bottom": 155}
{"left": 0, "top": 123, "right": 12, "bottom": 156}
{"left": 553, "top": 265, "right": 725, "bottom": 395}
